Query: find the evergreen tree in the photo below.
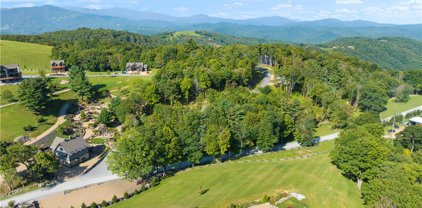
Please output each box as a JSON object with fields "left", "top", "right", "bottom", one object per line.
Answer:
{"left": 68, "top": 66, "right": 93, "bottom": 101}
{"left": 17, "top": 78, "right": 49, "bottom": 112}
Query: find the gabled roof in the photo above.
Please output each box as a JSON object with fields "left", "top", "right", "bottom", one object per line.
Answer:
{"left": 50, "top": 137, "right": 89, "bottom": 155}
{"left": 51, "top": 60, "right": 65, "bottom": 65}
{"left": 409, "top": 117, "right": 422, "bottom": 124}
{"left": 1, "top": 64, "right": 19, "bottom": 70}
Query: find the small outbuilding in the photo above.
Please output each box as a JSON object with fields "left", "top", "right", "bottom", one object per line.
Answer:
{"left": 50, "top": 60, "right": 66, "bottom": 73}
{"left": 409, "top": 116, "right": 422, "bottom": 126}
{"left": 125, "top": 62, "right": 148, "bottom": 73}
{"left": 0, "top": 64, "right": 22, "bottom": 83}
{"left": 50, "top": 137, "right": 90, "bottom": 166}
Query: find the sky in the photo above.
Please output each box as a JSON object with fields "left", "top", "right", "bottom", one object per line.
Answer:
{"left": 1, "top": 0, "right": 422, "bottom": 24}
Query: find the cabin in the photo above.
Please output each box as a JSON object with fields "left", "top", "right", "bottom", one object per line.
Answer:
{"left": 125, "top": 62, "right": 148, "bottom": 73}
{"left": 0, "top": 64, "right": 22, "bottom": 83}
{"left": 50, "top": 137, "right": 90, "bottom": 166}
{"left": 409, "top": 116, "right": 422, "bottom": 126}
{"left": 50, "top": 60, "right": 67, "bottom": 73}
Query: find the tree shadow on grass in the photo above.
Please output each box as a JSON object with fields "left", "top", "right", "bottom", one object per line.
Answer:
{"left": 248, "top": 68, "right": 266, "bottom": 88}
{"left": 91, "top": 84, "right": 109, "bottom": 101}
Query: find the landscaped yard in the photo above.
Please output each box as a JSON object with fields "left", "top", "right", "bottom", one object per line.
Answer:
{"left": 381, "top": 95, "right": 422, "bottom": 119}
{"left": 0, "top": 91, "right": 77, "bottom": 141}
{"left": 0, "top": 40, "right": 52, "bottom": 74}
{"left": 111, "top": 143, "right": 362, "bottom": 208}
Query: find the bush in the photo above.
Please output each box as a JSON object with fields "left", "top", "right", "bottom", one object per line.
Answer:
{"left": 124, "top": 191, "right": 129, "bottom": 199}
{"left": 2, "top": 90, "right": 14, "bottom": 102}
{"left": 111, "top": 195, "right": 118, "bottom": 204}
{"left": 80, "top": 111, "right": 87, "bottom": 120}
{"left": 90, "top": 202, "right": 97, "bottom": 208}
{"left": 141, "top": 184, "right": 147, "bottom": 191}
{"left": 150, "top": 176, "right": 160, "bottom": 187}
{"left": 7, "top": 200, "right": 15, "bottom": 207}
{"left": 81, "top": 203, "right": 87, "bottom": 208}
{"left": 101, "top": 200, "right": 107, "bottom": 207}
{"left": 37, "top": 117, "right": 46, "bottom": 123}
{"left": 262, "top": 194, "right": 270, "bottom": 203}
{"left": 23, "top": 124, "right": 33, "bottom": 132}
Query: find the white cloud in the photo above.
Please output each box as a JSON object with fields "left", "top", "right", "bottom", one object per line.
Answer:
{"left": 224, "top": 2, "right": 243, "bottom": 8}
{"left": 86, "top": 4, "right": 102, "bottom": 10}
{"left": 13, "top": 3, "right": 35, "bottom": 7}
{"left": 271, "top": 0, "right": 293, "bottom": 10}
{"left": 336, "top": 8, "right": 358, "bottom": 14}
{"left": 336, "top": 0, "right": 363, "bottom": 4}
{"left": 174, "top": 6, "right": 188, "bottom": 13}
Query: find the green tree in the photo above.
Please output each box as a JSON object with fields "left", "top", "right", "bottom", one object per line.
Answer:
{"left": 17, "top": 78, "right": 49, "bottom": 112}
{"left": 0, "top": 155, "right": 20, "bottom": 191}
{"left": 98, "top": 108, "right": 113, "bottom": 126}
{"left": 362, "top": 162, "right": 422, "bottom": 208}
{"left": 180, "top": 77, "right": 192, "bottom": 103}
{"left": 395, "top": 84, "right": 413, "bottom": 103}
{"left": 68, "top": 66, "right": 93, "bottom": 101}
{"left": 397, "top": 126, "right": 422, "bottom": 153}
{"left": 204, "top": 125, "right": 231, "bottom": 160}
{"left": 359, "top": 83, "right": 388, "bottom": 112}
{"left": 330, "top": 127, "right": 390, "bottom": 189}
{"left": 107, "top": 128, "right": 158, "bottom": 179}
{"left": 32, "top": 151, "right": 59, "bottom": 180}
{"left": 295, "top": 113, "right": 316, "bottom": 147}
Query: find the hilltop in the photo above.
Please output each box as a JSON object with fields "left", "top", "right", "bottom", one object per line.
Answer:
{"left": 322, "top": 37, "right": 422, "bottom": 70}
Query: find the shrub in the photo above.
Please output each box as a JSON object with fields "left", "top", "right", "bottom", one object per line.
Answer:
{"left": 37, "top": 117, "right": 46, "bottom": 123}
{"left": 23, "top": 124, "right": 33, "bottom": 132}
{"left": 262, "top": 194, "right": 270, "bottom": 203}
{"left": 81, "top": 203, "right": 87, "bottom": 208}
{"left": 80, "top": 111, "right": 87, "bottom": 120}
{"left": 111, "top": 195, "right": 118, "bottom": 204}
{"left": 141, "top": 184, "right": 147, "bottom": 191}
{"left": 101, "top": 200, "right": 107, "bottom": 207}
{"left": 7, "top": 200, "right": 15, "bottom": 207}
{"left": 124, "top": 191, "right": 129, "bottom": 199}
{"left": 90, "top": 202, "right": 97, "bottom": 208}
{"left": 150, "top": 176, "right": 159, "bottom": 187}
{"left": 2, "top": 90, "right": 14, "bottom": 102}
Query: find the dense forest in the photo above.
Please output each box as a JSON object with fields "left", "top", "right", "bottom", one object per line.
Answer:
{"left": 322, "top": 37, "right": 422, "bottom": 70}
{"left": 2, "top": 28, "right": 422, "bottom": 206}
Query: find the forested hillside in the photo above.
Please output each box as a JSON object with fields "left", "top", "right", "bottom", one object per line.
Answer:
{"left": 323, "top": 37, "right": 422, "bottom": 70}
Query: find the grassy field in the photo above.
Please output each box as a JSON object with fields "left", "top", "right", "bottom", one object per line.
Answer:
{"left": 0, "top": 91, "right": 77, "bottom": 141}
{"left": 0, "top": 40, "right": 52, "bottom": 74}
{"left": 112, "top": 141, "right": 362, "bottom": 208}
{"left": 380, "top": 95, "right": 422, "bottom": 119}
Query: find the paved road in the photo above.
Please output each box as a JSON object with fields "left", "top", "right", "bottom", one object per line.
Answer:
{"left": 0, "top": 132, "right": 340, "bottom": 206}
{"left": 0, "top": 158, "right": 119, "bottom": 207}
{"left": 25, "top": 102, "right": 70, "bottom": 146}
{"left": 382, "top": 105, "right": 422, "bottom": 122}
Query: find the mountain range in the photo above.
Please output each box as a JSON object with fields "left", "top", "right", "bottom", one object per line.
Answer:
{"left": 1, "top": 5, "right": 422, "bottom": 43}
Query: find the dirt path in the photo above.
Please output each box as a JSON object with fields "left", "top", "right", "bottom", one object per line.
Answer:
{"left": 25, "top": 102, "right": 70, "bottom": 145}
{"left": 38, "top": 179, "right": 140, "bottom": 208}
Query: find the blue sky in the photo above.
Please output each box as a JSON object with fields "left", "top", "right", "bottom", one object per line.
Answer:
{"left": 1, "top": 0, "right": 422, "bottom": 24}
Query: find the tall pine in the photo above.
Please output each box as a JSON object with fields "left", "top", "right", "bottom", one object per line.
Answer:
{"left": 68, "top": 66, "right": 92, "bottom": 101}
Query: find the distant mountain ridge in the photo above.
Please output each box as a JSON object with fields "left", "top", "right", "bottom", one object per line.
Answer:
{"left": 1, "top": 5, "right": 421, "bottom": 43}
{"left": 323, "top": 37, "right": 422, "bottom": 70}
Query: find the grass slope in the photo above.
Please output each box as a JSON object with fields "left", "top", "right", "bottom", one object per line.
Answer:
{"left": 112, "top": 142, "right": 362, "bottom": 208}
{"left": 0, "top": 40, "right": 52, "bottom": 73}
{"left": 380, "top": 95, "right": 422, "bottom": 119}
{"left": 324, "top": 37, "right": 422, "bottom": 70}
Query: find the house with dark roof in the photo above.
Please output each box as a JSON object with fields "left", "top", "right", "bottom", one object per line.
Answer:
{"left": 50, "top": 60, "right": 66, "bottom": 73}
{"left": 125, "top": 62, "right": 148, "bottom": 73}
{"left": 0, "top": 64, "right": 22, "bottom": 83}
{"left": 50, "top": 137, "right": 90, "bottom": 166}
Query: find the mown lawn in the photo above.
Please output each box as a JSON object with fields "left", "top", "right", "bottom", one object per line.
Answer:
{"left": 0, "top": 91, "right": 77, "bottom": 141}
{"left": 0, "top": 40, "right": 52, "bottom": 74}
{"left": 111, "top": 145, "right": 362, "bottom": 208}
{"left": 380, "top": 95, "right": 422, "bottom": 119}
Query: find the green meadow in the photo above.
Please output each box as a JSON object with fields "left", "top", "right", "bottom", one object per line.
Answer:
{"left": 0, "top": 40, "right": 52, "bottom": 74}
{"left": 112, "top": 142, "right": 362, "bottom": 208}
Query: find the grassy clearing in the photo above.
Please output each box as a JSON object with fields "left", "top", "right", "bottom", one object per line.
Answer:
{"left": 112, "top": 142, "right": 362, "bottom": 208}
{"left": 0, "top": 40, "right": 52, "bottom": 74}
{"left": 315, "top": 122, "right": 339, "bottom": 137}
{"left": 0, "top": 91, "right": 77, "bottom": 142}
{"left": 88, "top": 138, "right": 106, "bottom": 144}
{"left": 381, "top": 95, "right": 422, "bottom": 119}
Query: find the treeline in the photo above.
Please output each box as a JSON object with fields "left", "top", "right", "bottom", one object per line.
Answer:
{"left": 331, "top": 113, "right": 422, "bottom": 207}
